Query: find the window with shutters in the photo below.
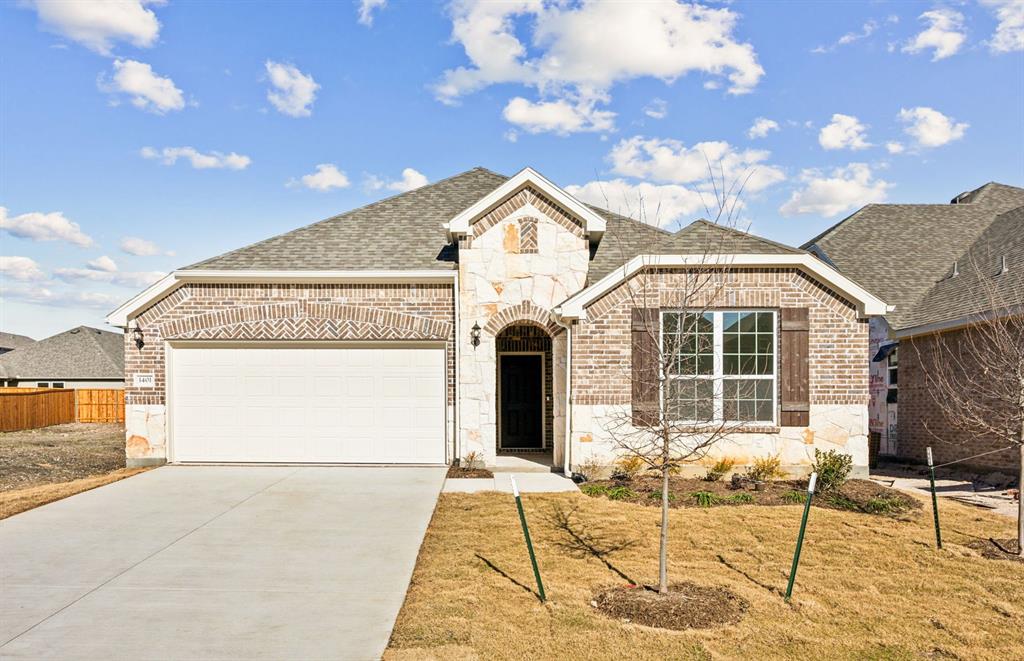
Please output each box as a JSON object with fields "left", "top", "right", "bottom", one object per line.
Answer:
{"left": 661, "top": 310, "right": 777, "bottom": 425}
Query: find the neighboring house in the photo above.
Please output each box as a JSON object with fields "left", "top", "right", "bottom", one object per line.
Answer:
{"left": 803, "top": 182, "right": 1024, "bottom": 474}
{"left": 0, "top": 331, "right": 35, "bottom": 355}
{"left": 107, "top": 167, "right": 886, "bottom": 471}
{"left": 0, "top": 326, "right": 125, "bottom": 389}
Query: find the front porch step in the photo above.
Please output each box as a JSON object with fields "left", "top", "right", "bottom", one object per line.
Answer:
{"left": 491, "top": 453, "right": 558, "bottom": 474}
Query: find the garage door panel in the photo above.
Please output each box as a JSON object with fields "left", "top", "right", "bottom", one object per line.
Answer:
{"left": 171, "top": 345, "right": 445, "bottom": 464}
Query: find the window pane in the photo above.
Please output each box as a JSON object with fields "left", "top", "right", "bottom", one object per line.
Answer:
{"left": 756, "top": 312, "right": 773, "bottom": 332}
{"left": 740, "top": 312, "right": 756, "bottom": 332}
{"left": 724, "top": 354, "right": 739, "bottom": 375}
{"left": 723, "top": 334, "right": 739, "bottom": 354}
{"left": 723, "top": 312, "right": 739, "bottom": 333}
{"left": 723, "top": 377, "right": 773, "bottom": 422}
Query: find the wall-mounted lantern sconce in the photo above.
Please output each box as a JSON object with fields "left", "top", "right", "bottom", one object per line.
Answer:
{"left": 133, "top": 326, "right": 145, "bottom": 350}
{"left": 470, "top": 322, "right": 481, "bottom": 348}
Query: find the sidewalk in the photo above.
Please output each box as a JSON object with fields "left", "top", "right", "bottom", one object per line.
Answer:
{"left": 444, "top": 472, "right": 580, "bottom": 494}
{"left": 871, "top": 463, "right": 1018, "bottom": 519}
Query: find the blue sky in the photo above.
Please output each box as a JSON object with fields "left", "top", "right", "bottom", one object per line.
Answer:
{"left": 2, "top": 0, "right": 1022, "bottom": 339}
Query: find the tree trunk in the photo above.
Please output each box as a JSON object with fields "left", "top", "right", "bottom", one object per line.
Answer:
{"left": 659, "top": 464, "right": 670, "bottom": 593}
{"left": 1018, "top": 444, "right": 1023, "bottom": 556}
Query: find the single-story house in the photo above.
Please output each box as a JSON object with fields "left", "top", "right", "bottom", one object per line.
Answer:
{"left": 803, "top": 182, "right": 1023, "bottom": 474}
{"left": 0, "top": 331, "right": 35, "bottom": 355}
{"left": 0, "top": 326, "right": 125, "bottom": 389}
{"left": 107, "top": 167, "right": 887, "bottom": 473}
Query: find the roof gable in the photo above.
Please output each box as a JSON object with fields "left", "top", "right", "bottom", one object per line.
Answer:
{"left": 0, "top": 326, "right": 123, "bottom": 380}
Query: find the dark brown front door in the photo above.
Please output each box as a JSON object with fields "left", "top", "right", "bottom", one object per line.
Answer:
{"left": 499, "top": 354, "right": 543, "bottom": 449}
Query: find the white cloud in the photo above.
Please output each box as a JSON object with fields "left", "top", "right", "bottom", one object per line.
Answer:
{"left": 0, "top": 256, "right": 46, "bottom": 282}
{"left": 265, "top": 60, "right": 319, "bottom": 117}
{"left": 747, "top": 117, "right": 779, "bottom": 139}
{"left": 435, "top": 0, "right": 763, "bottom": 133}
{"left": 24, "top": 0, "right": 163, "bottom": 55}
{"left": 903, "top": 9, "right": 966, "bottom": 61}
{"left": 780, "top": 163, "right": 891, "bottom": 217}
{"left": 643, "top": 98, "right": 668, "bottom": 120}
{"left": 812, "top": 19, "right": 878, "bottom": 53}
{"left": 365, "top": 168, "right": 429, "bottom": 193}
{"left": 818, "top": 113, "right": 871, "bottom": 150}
{"left": 87, "top": 255, "right": 118, "bottom": 272}
{"left": 2, "top": 283, "right": 123, "bottom": 310}
{"left": 141, "top": 146, "right": 251, "bottom": 170}
{"left": 357, "top": 0, "right": 387, "bottom": 26}
{"left": 608, "top": 136, "right": 786, "bottom": 193}
{"left": 293, "top": 164, "right": 351, "bottom": 192}
{"left": 885, "top": 141, "right": 905, "bottom": 154}
{"left": 566, "top": 179, "right": 708, "bottom": 227}
{"left": 99, "top": 59, "right": 185, "bottom": 114}
{"left": 981, "top": 0, "right": 1024, "bottom": 53}
{"left": 0, "top": 208, "right": 94, "bottom": 247}
{"left": 898, "top": 106, "right": 968, "bottom": 147}
{"left": 502, "top": 95, "right": 615, "bottom": 135}
{"left": 119, "top": 236, "right": 173, "bottom": 256}
{"left": 54, "top": 265, "right": 164, "bottom": 288}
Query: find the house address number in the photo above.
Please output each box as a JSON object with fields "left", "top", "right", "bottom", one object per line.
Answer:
{"left": 133, "top": 373, "right": 155, "bottom": 388}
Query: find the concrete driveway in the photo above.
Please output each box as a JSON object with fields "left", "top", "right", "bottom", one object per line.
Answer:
{"left": 0, "top": 465, "right": 446, "bottom": 660}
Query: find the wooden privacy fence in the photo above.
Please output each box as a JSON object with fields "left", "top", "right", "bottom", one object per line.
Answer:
{"left": 76, "top": 389, "right": 126, "bottom": 423}
{"left": 0, "top": 388, "right": 125, "bottom": 431}
{"left": 0, "top": 389, "right": 76, "bottom": 432}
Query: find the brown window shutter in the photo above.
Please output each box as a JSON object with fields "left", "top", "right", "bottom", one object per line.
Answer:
{"left": 780, "top": 308, "right": 810, "bottom": 426}
{"left": 631, "top": 308, "right": 660, "bottom": 426}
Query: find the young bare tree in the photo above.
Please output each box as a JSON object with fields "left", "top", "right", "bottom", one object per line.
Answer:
{"left": 593, "top": 165, "right": 768, "bottom": 593}
{"left": 913, "top": 255, "right": 1024, "bottom": 555}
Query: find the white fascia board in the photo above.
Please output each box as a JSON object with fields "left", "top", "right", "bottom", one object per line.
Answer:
{"left": 556, "top": 253, "right": 889, "bottom": 320}
{"left": 446, "top": 167, "right": 606, "bottom": 237}
{"left": 893, "top": 304, "right": 1024, "bottom": 339}
{"left": 105, "top": 269, "right": 457, "bottom": 327}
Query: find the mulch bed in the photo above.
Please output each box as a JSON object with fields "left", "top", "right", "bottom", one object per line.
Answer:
{"left": 580, "top": 476, "right": 920, "bottom": 516}
{"left": 0, "top": 423, "right": 125, "bottom": 491}
{"left": 446, "top": 464, "right": 494, "bottom": 478}
{"left": 593, "top": 581, "right": 748, "bottom": 631}
{"left": 964, "top": 538, "right": 1024, "bottom": 563}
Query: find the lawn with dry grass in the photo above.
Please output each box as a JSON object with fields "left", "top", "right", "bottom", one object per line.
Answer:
{"left": 386, "top": 490, "right": 1023, "bottom": 660}
{"left": 0, "top": 467, "right": 149, "bottom": 519}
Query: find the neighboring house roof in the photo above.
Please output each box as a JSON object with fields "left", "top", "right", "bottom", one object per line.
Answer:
{"left": 802, "top": 182, "right": 1024, "bottom": 331}
{"left": 0, "top": 326, "right": 124, "bottom": 380}
{"left": 0, "top": 332, "right": 35, "bottom": 352}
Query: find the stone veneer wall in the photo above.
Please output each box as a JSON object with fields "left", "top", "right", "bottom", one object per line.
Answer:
{"left": 569, "top": 268, "right": 872, "bottom": 476}
{"left": 123, "top": 282, "right": 455, "bottom": 466}
{"left": 457, "top": 186, "right": 590, "bottom": 465}
{"left": 898, "top": 326, "right": 1020, "bottom": 475}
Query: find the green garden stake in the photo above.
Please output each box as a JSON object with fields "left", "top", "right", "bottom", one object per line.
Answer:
{"left": 511, "top": 475, "right": 546, "bottom": 603}
{"left": 785, "top": 471, "right": 817, "bottom": 602}
{"left": 927, "top": 447, "right": 942, "bottom": 549}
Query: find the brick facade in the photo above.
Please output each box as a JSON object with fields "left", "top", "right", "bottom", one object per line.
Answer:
{"left": 125, "top": 283, "right": 456, "bottom": 407}
{"left": 572, "top": 268, "right": 869, "bottom": 408}
{"left": 899, "top": 326, "right": 1020, "bottom": 474}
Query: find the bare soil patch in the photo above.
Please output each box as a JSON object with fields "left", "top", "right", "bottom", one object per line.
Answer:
{"left": 964, "top": 538, "right": 1024, "bottom": 563}
{"left": 0, "top": 422, "right": 125, "bottom": 491}
{"left": 580, "top": 476, "right": 920, "bottom": 516}
{"left": 446, "top": 464, "right": 493, "bottom": 479}
{"left": 593, "top": 581, "right": 748, "bottom": 631}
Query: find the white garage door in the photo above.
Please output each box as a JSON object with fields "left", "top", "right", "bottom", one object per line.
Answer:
{"left": 169, "top": 345, "right": 446, "bottom": 464}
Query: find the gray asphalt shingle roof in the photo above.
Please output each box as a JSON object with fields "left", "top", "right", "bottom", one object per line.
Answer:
{"left": 0, "top": 332, "right": 35, "bottom": 352}
{"left": 0, "top": 326, "right": 124, "bottom": 380}
{"left": 802, "top": 182, "right": 1024, "bottom": 330}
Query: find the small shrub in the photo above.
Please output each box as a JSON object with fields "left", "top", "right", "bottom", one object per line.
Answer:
{"left": 576, "top": 457, "right": 604, "bottom": 482}
{"left": 461, "top": 451, "right": 484, "bottom": 470}
{"left": 748, "top": 455, "right": 785, "bottom": 482}
{"left": 811, "top": 449, "right": 853, "bottom": 492}
{"left": 691, "top": 491, "right": 720, "bottom": 508}
{"left": 781, "top": 490, "right": 806, "bottom": 505}
{"left": 727, "top": 493, "right": 754, "bottom": 505}
{"left": 606, "top": 486, "right": 637, "bottom": 501}
{"left": 704, "top": 457, "right": 737, "bottom": 482}
{"left": 612, "top": 455, "right": 647, "bottom": 481}
{"left": 580, "top": 484, "right": 608, "bottom": 497}
{"left": 649, "top": 490, "right": 677, "bottom": 502}
{"left": 862, "top": 495, "right": 906, "bottom": 515}
{"left": 825, "top": 492, "right": 859, "bottom": 511}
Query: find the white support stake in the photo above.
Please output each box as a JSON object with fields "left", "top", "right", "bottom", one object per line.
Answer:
{"left": 807, "top": 471, "right": 818, "bottom": 494}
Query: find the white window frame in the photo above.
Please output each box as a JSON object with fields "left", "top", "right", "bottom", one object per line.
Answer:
{"left": 659, "top": 309, "right": 778, "bottom": 427}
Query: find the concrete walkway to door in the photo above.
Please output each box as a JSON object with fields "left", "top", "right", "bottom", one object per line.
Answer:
{"left": 0, "top": 465, "right": 446, "bottom": 660}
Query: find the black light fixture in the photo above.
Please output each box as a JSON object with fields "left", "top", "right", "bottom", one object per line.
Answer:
{"left": 470, "top": 322, "right": 481, "bottom": 348}
{"left": 132, "top": 326, "right": 145, "bottom": 349}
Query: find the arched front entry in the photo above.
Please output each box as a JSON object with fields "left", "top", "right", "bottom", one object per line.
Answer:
{"left": 495, "top": 323, "right": 553, "bottom": 452}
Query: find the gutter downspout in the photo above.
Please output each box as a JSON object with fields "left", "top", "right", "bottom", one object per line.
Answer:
{"left": 552, "top": 310, "right": 573, "bottom": 477}
{"left": 453, "top": 270, "right": 461, "bottom": 464}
